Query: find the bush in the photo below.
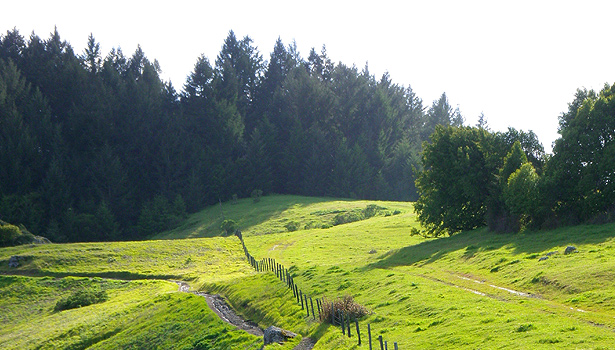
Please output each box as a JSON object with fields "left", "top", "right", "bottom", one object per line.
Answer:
{"left": 285, "top": 221, "right": 299, "bottom": 232}
{"left": 12, "top": 232, "right": 36, "bottom": 245}
{"left": 54, "top": 289, "right": 108, "bottom": 311}
{"left": 333, "top": 211, "right": 363, "bottom": 226}
{"left": 221, "top": 219, "right": 238, "bottom": 235}
{"left": 251, "top": 189, "right": 263, "bottom": 203}
{"left": 363, "top": 204, "right": 385, "bottom": 218}
{"left": 0, "top": 223, "right": 21, "bottom": 247}
{"left": 320, "top": 295, "right": 369, "bottom": 323}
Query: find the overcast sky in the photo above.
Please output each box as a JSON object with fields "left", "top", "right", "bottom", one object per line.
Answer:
{"left": 3, "top": 0, "right": 614, "bottom": 152}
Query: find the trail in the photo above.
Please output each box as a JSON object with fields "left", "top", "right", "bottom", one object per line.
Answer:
{"left": 175, "top": 282, "right": 315, "bottom": 349}
{"left": 409, "top": 270, "right": 613, "bottom": 332}
{"left": 174, "top": 281, "right": 264, "bottom": 337}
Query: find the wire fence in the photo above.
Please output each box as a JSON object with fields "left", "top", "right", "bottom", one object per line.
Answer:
{"left": 239, "top": 235, "right": 400, "bottom": 349}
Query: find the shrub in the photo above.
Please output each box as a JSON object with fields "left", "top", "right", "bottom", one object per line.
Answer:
{"left": 220, "top": 219, "right": 238, "bottom": 235}
{"left": 285, "top": 221, "right": 299, "bottom": 232}
{"left": 54, "top": 289, "right": 108, "bottom": 311}
{"left": 320, "top": 295, "right": 369, "bottom": 323}
{"left": 363, "top": 204, "right": 385, "bottom": 218}
{"left": 251, "top": 189, "right": 263, "bottom": 203}
{"left": 0, "top": 223, "right": 21, "bottom": 247}
{"left": 333, "top": 211, "right": 363, "bottom": 226}
{"left": 12, "top": 232, "right": 36, "bottom": 245}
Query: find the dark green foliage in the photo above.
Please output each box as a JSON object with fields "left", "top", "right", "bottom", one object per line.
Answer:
{"left": 220, "top": 219, "right": 238, "bottom": 235}
{"left": 8, "top": 26, "right": 604, "bottom": 241}
{"left": 1, "top": 28, "right": 436, "bottom": 242}
{"left": 0, "top": 222, "right": 21, "bottom": 246}
{"left": 251, "top": 189, "right": 263, "bottom": 203}
{"left": 334, "top": 211, "right": 364, "bottom": 226}
{"left": 54, "top": 289, "right": 108, "bottom": 311}
{"left": 499, "top": 141, "right": 527, "bottom": 185}
{"left": 544, "top": 83, "right": 615, "bottom": 223}
{"left": 503, "top": 163, "right": 540, "bottom": 224}
{"left": 415, "top": 126, "right": 550, "bottom": 235}
{"left": 415, "top": 126, "right": 494, "bottom": 236}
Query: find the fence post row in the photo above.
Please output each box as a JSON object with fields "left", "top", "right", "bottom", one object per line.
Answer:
{"left": 240, "top": 236, "right": 401, "bottom": 349}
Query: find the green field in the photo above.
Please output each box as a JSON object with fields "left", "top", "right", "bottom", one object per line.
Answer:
{"left": 2, "top": 195, "right": 615, "bottom": 349}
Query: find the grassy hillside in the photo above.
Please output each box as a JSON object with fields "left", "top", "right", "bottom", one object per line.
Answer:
{"left": 3, "top": 195, "right": 615, "bottom": 349}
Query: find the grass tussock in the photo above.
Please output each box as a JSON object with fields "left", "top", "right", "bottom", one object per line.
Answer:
{"left": 320, "top": 295, "right": 369, "bottom": 323}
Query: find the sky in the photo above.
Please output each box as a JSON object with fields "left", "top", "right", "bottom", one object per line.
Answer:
{"left": 2, "top": 0, "right": 614, "bottom": 152}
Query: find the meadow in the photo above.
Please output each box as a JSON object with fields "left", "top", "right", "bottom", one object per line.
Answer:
{"left": 2, "top": 194, "right": 615, "bottom": 349}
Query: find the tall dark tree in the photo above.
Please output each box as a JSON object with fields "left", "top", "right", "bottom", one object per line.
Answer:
{"left": 544, "top": 83, "right": 615, "bottom": 222}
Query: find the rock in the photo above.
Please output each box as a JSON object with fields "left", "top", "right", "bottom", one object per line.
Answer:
{"left": 538, "top": 256, "right": 548, "bottom": 261}
{"left": 263, "top": 326, "right": 297, "bottom": 346}
{"left": 31, "top": 236, "right": 51, "bottom": 244}
{"left": 546, "top": 251, "right": 557, "bottom": 256}
{"left": 8, "top": 256, "right": 21, "bottom": 268}
{"left": 564, "top": 246, "right": 577, "bottom": 255}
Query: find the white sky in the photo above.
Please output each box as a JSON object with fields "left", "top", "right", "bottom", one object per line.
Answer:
{"left": 3, "top": 0, "right": 614, "bottom": 152}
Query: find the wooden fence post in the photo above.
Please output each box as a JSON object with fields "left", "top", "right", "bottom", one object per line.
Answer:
{"left": 385, "top": 340, "right": 388, "bottom": 350}
{"left": 378, "top": 335, "right": 383, "bottom": 350}
{"left": 347, "top": 313, "right": 351, "bottom": 337}
{"left": 394, "top": 342, "right": 398, "bottom": 350}
{"left": 356, "top": 319, "right": 361, "bottom": 345}
{"left": 300, "top": 290, "right": 304, "bottom": 309}
{"left": 310, "top": 297, "right": 315, "bottom": 320}
{"left": 305, "top": 294, "right": 310, "bottom": 317}
{"left": 368, "top": 323, "right": 372, "bottom": 350}
{"left": 341, "top": 310, "right": 345, "bottom": 335}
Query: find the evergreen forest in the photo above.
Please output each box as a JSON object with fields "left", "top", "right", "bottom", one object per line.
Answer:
{"left": 1, "top": 28, "right": 613, "bottom": 242}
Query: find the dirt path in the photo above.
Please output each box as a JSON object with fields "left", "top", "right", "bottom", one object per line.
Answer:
{"left": 292, "top": 337, "right": 317, "bottom": 350}
{"left": 174, "top": 281, "right": 264, "bottom": 337}
{"left": 175, "top": 282, "right": 315, "bottom": 349}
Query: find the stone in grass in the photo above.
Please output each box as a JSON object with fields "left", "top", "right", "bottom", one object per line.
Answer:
{"left": 263, "top": 326, "right": 297, "bottom": 346}
{"left": 538, "top": 256, "right": 549, "bottom": 262}
{"left": 564, "top": 246, "right": 577, "bottom": 255}
{"left": 546, "top": 251, "right": 558, "bottom": 256}
{"left": 8, "top": 256, "right": 23, "bottom": 268}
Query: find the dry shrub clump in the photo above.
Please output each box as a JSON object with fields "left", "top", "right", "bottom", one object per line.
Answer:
{"left": 320, "top": 295, "right": 369, "bottom": 323}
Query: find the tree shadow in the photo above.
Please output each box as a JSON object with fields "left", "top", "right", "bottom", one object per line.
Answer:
{"left": 155, "top": 194, "right": 334, "bottom": 239}
{"left": 365, "top": 222, "right": 615, "bottom": 270}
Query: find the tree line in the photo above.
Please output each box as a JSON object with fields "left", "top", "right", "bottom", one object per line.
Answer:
{"left": 1, "top": 28, "right": 467, "bottom": 242}
{"left": 414, "top": 83, "right": 614, "bottom": 235}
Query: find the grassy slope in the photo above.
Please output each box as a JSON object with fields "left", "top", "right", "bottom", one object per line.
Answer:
{"left": 237, "top": 196, "right": 615, "bottom": 349}
{"left": 0, "top": 276, "right": 262, "bottom": 350}
{"left": 2, "top": 194, "right": 615, "bottom": 349}
{"left": 0, "top": 236, "right": 263, "bottom": 349}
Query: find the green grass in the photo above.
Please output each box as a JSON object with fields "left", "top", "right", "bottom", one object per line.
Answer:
{"left": 3, "top": 194, "right": 615, "bottom": 349}
{"left": 0, "top": 236, "right": 254, "bottom": 286}
{"left": 0, "top": 276, "right": 262, "bottom": 349}
{"left": 154, "top": 194, "right": 409, "bottom": 239}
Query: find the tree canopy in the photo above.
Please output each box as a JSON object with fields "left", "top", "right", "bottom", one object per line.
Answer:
{"left": 414, "top": 83, "right": 614, "bottom": 235}
{"left": 0, "top": 28, "right": 460, "bottom": 242}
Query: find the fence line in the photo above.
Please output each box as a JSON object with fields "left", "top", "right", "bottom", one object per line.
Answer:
{"left": 238, "top": 234, "right": 401, "bottom": 349}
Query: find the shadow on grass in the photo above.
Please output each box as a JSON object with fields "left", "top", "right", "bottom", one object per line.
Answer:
{"left": 154, "top": 194, "right": 356, "bottom": 240}
{"left": 0, "top": 269, "right": 181, "bottom": 281}
{"left": 366, "top": 222, "right": 615, "bottom": 270}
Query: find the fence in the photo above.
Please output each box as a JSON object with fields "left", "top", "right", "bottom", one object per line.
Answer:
{"left": 239, "top": 235, "right": 400, "bottom": 349}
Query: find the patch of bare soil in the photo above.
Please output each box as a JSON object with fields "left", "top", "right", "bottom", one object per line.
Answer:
{"left": 292, "top": 337, "right": 316, "bottom": 350}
